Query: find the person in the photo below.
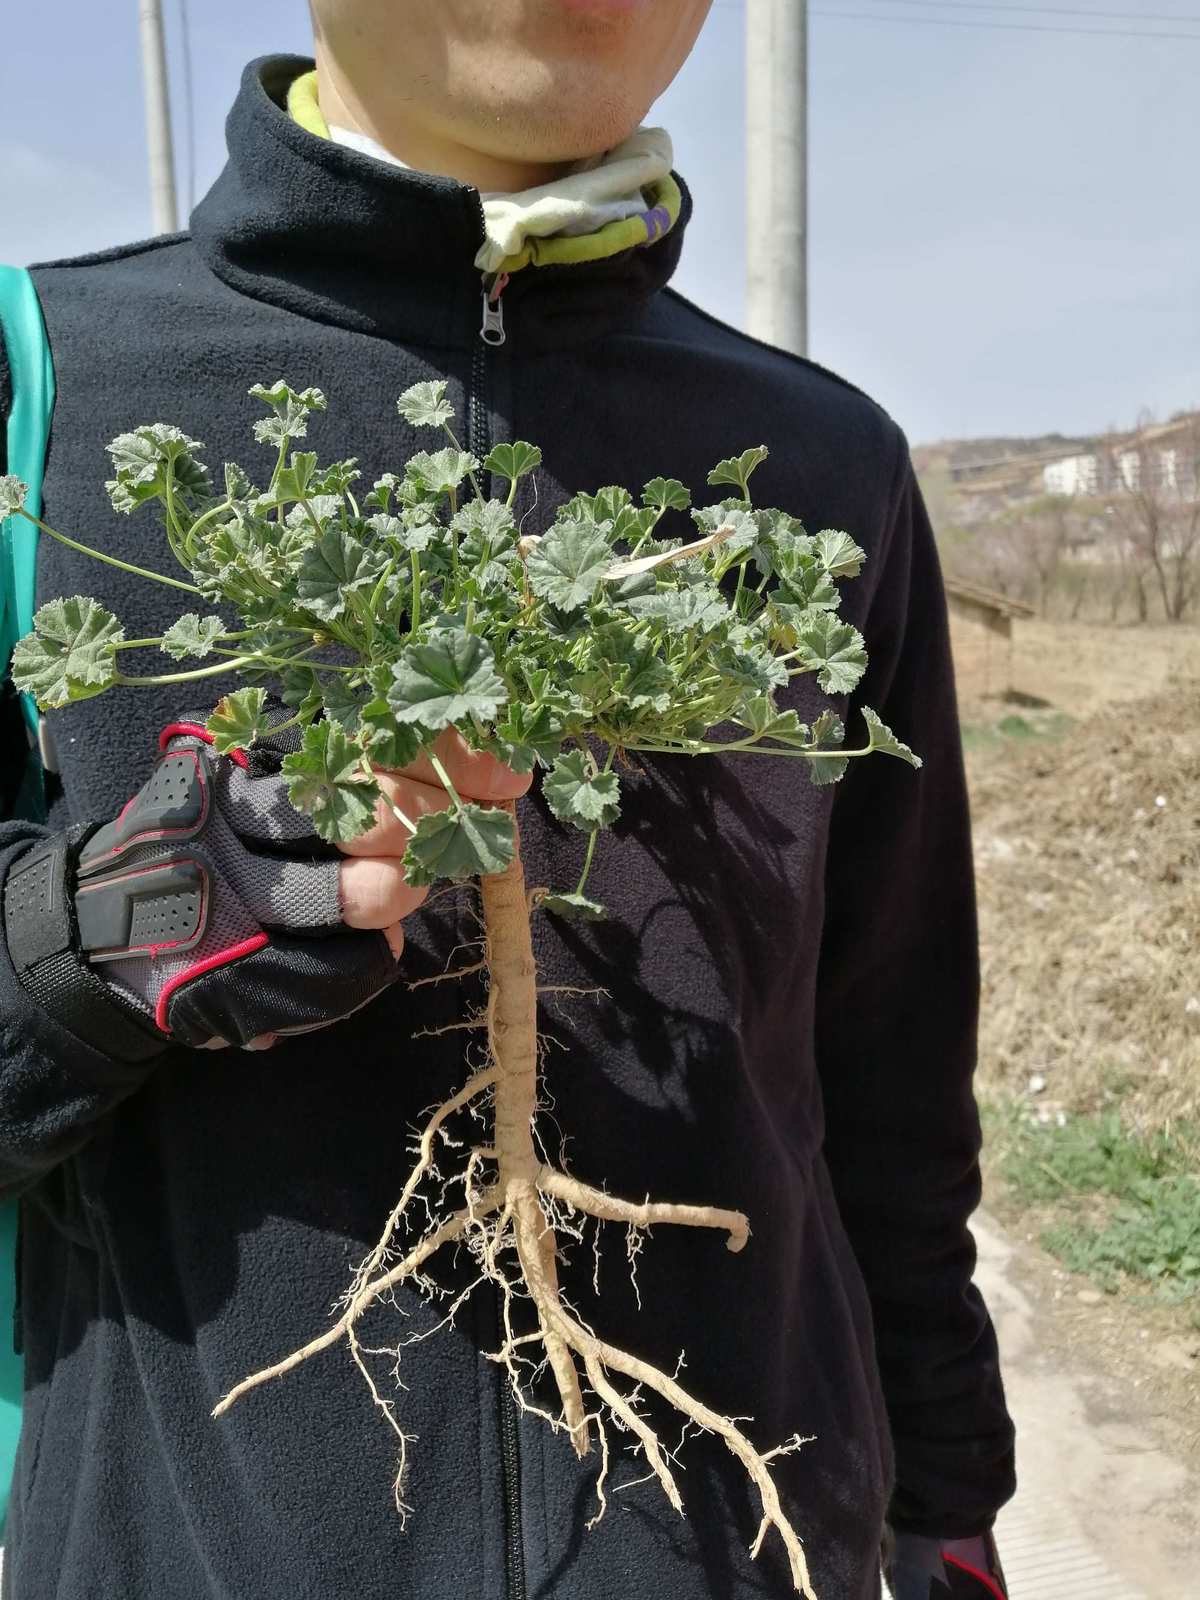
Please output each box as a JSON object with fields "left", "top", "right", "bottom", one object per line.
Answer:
{"left": 0, "top": 3, "right": 1016, "bottom": 1596}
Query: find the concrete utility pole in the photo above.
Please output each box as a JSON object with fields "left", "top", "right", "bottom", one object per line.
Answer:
{"left": 138, "top": 0, "right": 179, "bottom": 234}
{"left": 745, "top": 0, "right": 808, "bottom": 357}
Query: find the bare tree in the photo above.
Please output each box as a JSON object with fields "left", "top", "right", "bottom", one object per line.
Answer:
{"left": 1100, "top": 413, "right": 1200, "bottom": 622}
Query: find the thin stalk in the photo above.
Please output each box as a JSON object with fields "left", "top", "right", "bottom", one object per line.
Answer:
{"left": 574, "top": 827, "right": 600, "bottom": 899}
{"left": 626, "top": 737, "right": 874, "bottom": 763}
{"left": 362, "top": 754, "right": 417, "bottom": 835}
{"left": 15, "top": 507, "right": 202, "bottom": 594}
{"left": 427, "top": 751, "right": 464, "bottom": 813}
{"left": 442, "top": 422, "right": 484, "bottom": 504}
{"left": 116, "top": 656, "right": 259, "bottom": 688}
{"left": 409, "top": 551, "right": 422, "bottom": 635}
{"left": 184, "top": 497, "right": 233, "bottom": 555}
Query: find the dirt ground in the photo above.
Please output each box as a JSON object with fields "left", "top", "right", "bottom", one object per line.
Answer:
{"left": 948, "top": 617, "right": 1200, "bottom": 1584}
{"left": 981, "top": 616, "right": 1200, "bottom": 721}
{"left": 961, "top": 625, "right": 1200, "bottom": 1134}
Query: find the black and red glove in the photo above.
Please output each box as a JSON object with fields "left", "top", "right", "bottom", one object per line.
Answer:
{"left": 885, "top": 1528, "right": 1008, "bottom": 1600}
{"left": 3, "top": 714, "right": 402, "bottom": 1055}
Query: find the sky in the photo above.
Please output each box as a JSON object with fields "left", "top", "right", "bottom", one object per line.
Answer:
{"left": 1, "top": 1, "right": 1195, "bottom": 446}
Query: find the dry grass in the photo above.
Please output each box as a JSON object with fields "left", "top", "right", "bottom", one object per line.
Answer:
{"left": 962, "top": 629, "right": 1200, "bottom": 1149}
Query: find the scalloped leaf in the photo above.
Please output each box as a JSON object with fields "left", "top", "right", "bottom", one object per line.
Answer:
{"left": 10, "top": 596, "right": 124, "bottom": 709}
{"left": 281, "top": 720, "right": 381, "bottom": 843}
{"left": 388, "top": 627, "right": 507, "bottom": 730}
{"left": 0, "top": 475, "right": 28, "bottom": 518}
{"left": 641, "top": 477, "right": 691, "bottom": 513}
{"left": 160, "top": 613, "right": 225, "bottom": 661}
{"left": 526, "top": 521, "right": 613, "bottom": 613}
{"left": 540, "top": 891, "right": 607, "bottom": 921}
{"left": 706, "top": 446, "right": 769, "bottom": 497}
{"left": 483, "top": 442, "right": 542, "bottom": 485}
{"left": 402, "top": 803, "right": 516, "bottom": 885}
{"left": 807, "top": 709, "right": 848, "bottom": 787}
{"left": 862, "top": 706, "right": 922, "bottom": 768}
{"left": 207, "top": 687, "right": 270, "bottom": 755}
{"left": 397, "top": 380, "right": 455, "bottom": 430}
{"left": 543, "top": 749, "right": 621, "bottom": 833}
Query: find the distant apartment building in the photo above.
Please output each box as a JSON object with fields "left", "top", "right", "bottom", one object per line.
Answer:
{"left": 1043, "top": 453, "right": 1100, "bottom": 496}
{"left": 1042, "top": 414, "right": 1199, "bottom": 500}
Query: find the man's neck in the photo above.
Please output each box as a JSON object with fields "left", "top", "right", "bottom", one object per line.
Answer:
{"left": 314, "top": 56, "right": 573, "bottom": 194}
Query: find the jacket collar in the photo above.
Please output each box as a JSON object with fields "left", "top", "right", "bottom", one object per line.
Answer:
{"left": 191, "top": 55, "right": 691, "bottom": 354}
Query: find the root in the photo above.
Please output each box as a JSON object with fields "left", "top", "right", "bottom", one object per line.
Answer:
{"left": 214, "top": 808, "right": 816, "bottom": 1595}
{"left": 212, "top": 1197, "right": 498, "bottom": 1418}
{"left": 538, "top": 1167, "right": 750, "bottom": 1254}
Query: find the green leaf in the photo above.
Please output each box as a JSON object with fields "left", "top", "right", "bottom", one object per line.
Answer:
{"left": 273, "top": 450, "right": 318, "bottom": 501}
{"left": 405, "top": 448, "right": 478, "bottom": 498}
{"left": 540, "top": 891, "right": 607, "bottom": 921}
{"left": 105, "top": 423, "right": 207, "bottom": 514}
{"left": 10, "top": 596, "right": 124, "bottom": 709}
{"left": 620, "top": 586, "right": 728, "bottom": 635}
{"left": 388, "top": 627, "right": 507, "bottom": 730}
{"left": 642, "top": 477, "right": 691, "bottom": 513}
{"left": 0, "top": 475, "right": 28, "bottom": 518}
{"left": 360, "top": 697, "right": 424, "bottom": 770}
{"left": 491, "top": 700, "right": 566, "bottom": 773}
{"left": 207, "top": 687, "right": 269, "bottom": 755}
{"left": 815, "top": 529, "right": 868, "bottom": 580}
{"left": 526, "top": 521, "right": 615, "bottom": 612}
{"left": 793, "top": 613, "right": 868, "bottom": 695}
{"left": 707, "top": 446, "right": 769, "bottom": 497}
{"left": 861, "top": 706, "right": 922, "bottom": 768}
{"left": 483, "top": 442, "right": 542, "bottom": 485}
{"left": 397, "top": 379, "right": 455, "bottom": 430}
{"left": 807, "top": 709, "right": 848, "bottom": 787}
{"left": 543, "top": 749, "right": 621, "bottom": 833}
{"left": 249, "top": 381, "right": 326, "bottom": 446}
{"left": 311, "top": 459, "right": 360, "bottom": 496}
{"left": 160, "top": 612, "right": 226, "bottom": 661}
{"left": 282, "top": 721, "right": 381, "bottom": 843}
{"left": 364, "top": 473, "right": 401, "bottom": 514}
{"left": 296, "top": 526, "right": 383, "bottom": 619}
{"left": 320, "top": 674, "right": 369, "bottom": 732}
{"left": 402, "top": 803, "right": 516, "bottom": 885}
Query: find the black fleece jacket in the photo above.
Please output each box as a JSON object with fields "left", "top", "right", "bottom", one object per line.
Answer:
{"left": 0, "top": 54, "right": 1015, "bottom": 1600}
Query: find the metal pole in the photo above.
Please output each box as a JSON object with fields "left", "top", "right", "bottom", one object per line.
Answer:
{"left": 138, "top": 0, "right": 179, "bottom": 234}
{"left": 745, "top": 0, "right": 808, "bottom": 357}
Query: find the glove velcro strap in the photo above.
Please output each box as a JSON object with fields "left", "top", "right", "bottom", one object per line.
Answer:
{"left": 3, "top": 831, "right": 167, "bottom": 1064}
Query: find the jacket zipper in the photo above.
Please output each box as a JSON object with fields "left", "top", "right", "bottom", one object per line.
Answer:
{"left": 469, "top": 265, "right": 525, "bottom": 1600}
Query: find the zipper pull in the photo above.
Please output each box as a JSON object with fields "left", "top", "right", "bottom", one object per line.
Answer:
{"left": 480, "top": 272, "right": 508, "bottom": 347}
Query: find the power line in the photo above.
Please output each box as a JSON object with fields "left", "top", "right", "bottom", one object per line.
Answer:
{"left": 827, "top": 0, "right": 1200, "bottom": 19}
{"left": 719, "top": 0, "right": 1200, "bottom": 28}
{"left": 811, "top": 7, "right": 1200, "bottom": 35}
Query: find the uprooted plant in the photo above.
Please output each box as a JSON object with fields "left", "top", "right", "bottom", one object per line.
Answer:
{"left": 3, "top": 379, "right": 920, "bottom": 1598}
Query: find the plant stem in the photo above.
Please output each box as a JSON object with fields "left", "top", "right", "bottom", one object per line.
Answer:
{"left": 409, "top": 551, "right": 422, "bottom": 635}
{"left": 574, "top": 827, "right": 599, "bottom": 898}
{"left": 427, "top": 751, "right": 464, "bottom": 813}
{"left": 116, "top": 656, "right": 259, "bottom": 687}
{"left": 16, "top": 508, "right": 202, "bottom": 595}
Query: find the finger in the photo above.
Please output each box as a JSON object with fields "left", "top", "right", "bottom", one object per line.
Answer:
{"left": 340, "top": 856, "right": 430, "bottom": 930}
{"left": 394, "top": 728, "right": 532, "bottom": 803}
{"left": 382, "top": 921, "right": 405, "bottom": 960}
{"left": 336, "top": 769, "right": 452, "bottom": 858}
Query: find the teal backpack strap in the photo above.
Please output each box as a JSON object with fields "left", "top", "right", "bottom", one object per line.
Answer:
{"left": 0, "top": 264, "right": 54, "bottom": 1536}
{"left": 0, "top": 264, "right": 56, "bottom": 767}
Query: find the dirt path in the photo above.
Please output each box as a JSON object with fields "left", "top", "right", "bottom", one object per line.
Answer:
{"left": 972, "top": 1210, "right": 1197, "bottom": 1599}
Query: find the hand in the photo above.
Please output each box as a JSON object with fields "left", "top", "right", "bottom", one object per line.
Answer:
{"left": 884, "top": 1528, "right": 1007, "bottom": 1600}
{"left": 4, "top": 711, "right": 528, "bottom": 1056}
{"left": 337, "top": 726, "right": 531, "bottom": 962}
